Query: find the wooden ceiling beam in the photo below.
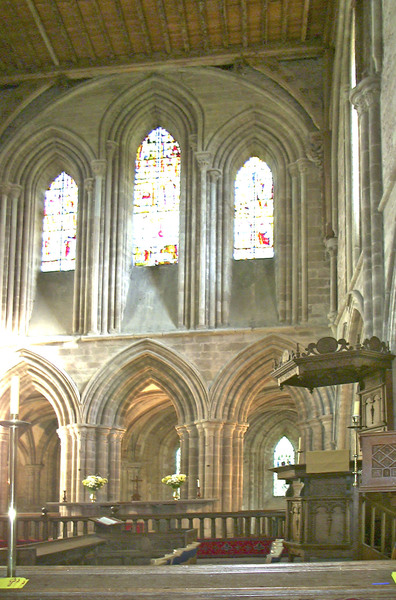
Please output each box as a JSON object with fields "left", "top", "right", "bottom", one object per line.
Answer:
{"left": 175, "top": 0, "right": 190, "bottom": 53}
{"left": 240, "top": 0, "right": 249, "bottom": 48}
{"left": 25, "top": 0, "right": 60, "bottom": 66}
{"left": 0, "top": 39, "right": 325, "bottom": 86}
{"left": 156, "top": 0, "right": 172, "bottom": 54}
{"left": 281, "top": 0, "right": 289, "bottom": 42}
{"left": 72, "top": 0, "right": 98, "bottom": 61}
{"left": 260, "top": 0, "right": 269, "bottom": 44}
{"left": 48, "top": 0, "right": 79, "bottom": 63}
{"left": 300, "top": 0, "right": 310, "bottom": 41}
{"left": 90, "top": 0, "right": 117, "bottom": 58}
{"left": 197, "top": 0, "right": 210, "bottom": 53}
{"left": 112, "top": 0, "right": 134, "bottom": 53}
{"left": 134, "top": 0, "right": 153, "bottom": 54}
{"left": 218, "top": 0, "right": 230, "bottom": 48}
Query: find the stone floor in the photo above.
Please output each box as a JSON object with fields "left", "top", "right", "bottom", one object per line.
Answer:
{"left": 0, "top": 560, "right": 395, "bottom": 599}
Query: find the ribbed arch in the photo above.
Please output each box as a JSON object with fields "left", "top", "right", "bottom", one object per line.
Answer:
{"left": 99, "top": 75, "right": 203, "bottom": 153}
{"left": 83, "top": 339, "right": 208, "bottom": 427}
{"left": 0, "top": 349, "right": 80, "bottom": 427}
{"left": 210, "top": 335, "right": 334, "bottom": 428}
{"left": 209, "top": 107, "right": 308, "bottom": 170}
{"left": 0, "top": 126, "right": 94, "bottom": 184}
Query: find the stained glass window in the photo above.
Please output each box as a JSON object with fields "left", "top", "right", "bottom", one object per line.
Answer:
{"left": 273, "top": 436, "right": 295, "bottom": 496}
{"left": 133, "top": 127, "right": 180, "bottom": 266}
{"left": 41, "top": 172, "right": 78, "bottom": 272}
{"left": 234, "top": 157, "right": 274, "bottom": 260}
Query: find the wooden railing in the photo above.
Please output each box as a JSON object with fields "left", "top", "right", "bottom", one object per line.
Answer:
{"left": 0, "top": 509, "right": 285, "bottom": 545}
{"left": 360, "top": 494, "right": 396, "bottom": 559}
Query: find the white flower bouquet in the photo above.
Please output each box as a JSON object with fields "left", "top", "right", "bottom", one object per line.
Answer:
{"left": 161, "top": 473, "right": 187, "bottom": 490}
{"left": 82, "top": 475, "right": 108, "bottom": 491}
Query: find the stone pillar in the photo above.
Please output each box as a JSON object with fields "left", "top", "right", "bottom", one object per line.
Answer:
{"left": 350, "top": 77, "right": 384, "bottom": 338}
{"left": 107, "top": 428, "right": 125, "bottom": 501}
{"left": 196, "top": 420, "right": 223, "bottom": 504}
{"left": 232, "top": 423, "right": 249, "bottom": 510}
{"left": 276, "top": 164, "right": 288, "bottom": 322}
{"left": 77, "top": 178, "right": 94, "bottom": 334}
{"left": 297, "top": 159, "right": 311, "bottom": 322}
{"left": 102, "top": 141, "right": 118, "bottom": 334}
{"left": 89, "top": 159, "right": 107, "bottom": 334}
{"left": 288, "top": 163, "right": 299, "bottom": 323}
{"left": 325, "top": 236, "right": 338, "bottom": 324}
{"left": 24, "top": 464, "right": 44, "bottom": 509}
{"left": 220, "top": 421, "right": 237, "bottom": 511}
{"left": 57, "top": 426, "right": 75, "bottom": 502}
{"left": 195, "top": 152, "right": 212, "bottom": 329}
{"left": 208, "top": 169, "right": 222, "bottom": 328}
{"left": 6, "top": 185, "right": 22, "bottom": 332}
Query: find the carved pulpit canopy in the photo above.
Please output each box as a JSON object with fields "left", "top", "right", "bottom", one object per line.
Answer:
{"left": 271, "top": 336, "right": 394, "bottom": 392}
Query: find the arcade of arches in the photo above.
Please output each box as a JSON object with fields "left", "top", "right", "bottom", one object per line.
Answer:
{"left": 0, "top": 1, "right": 395, "bottom": 519}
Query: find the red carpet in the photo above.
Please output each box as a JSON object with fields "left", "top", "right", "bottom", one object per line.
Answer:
{"left": 197, "top": 537, "right": 275, "bottom": 558}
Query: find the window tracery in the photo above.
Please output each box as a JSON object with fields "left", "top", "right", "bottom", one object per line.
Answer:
{"left": 133, "top": 127, "right": 181, "bottom": 266}
{"left": 41, "top": 171, "right": 78, "bottom": 272}
{"left": 234, "top": 157, "right": 274, "bottom": 260}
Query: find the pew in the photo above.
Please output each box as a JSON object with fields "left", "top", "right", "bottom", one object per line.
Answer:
{"left": 0, "top": 534, "right": 105, "bottom": 565}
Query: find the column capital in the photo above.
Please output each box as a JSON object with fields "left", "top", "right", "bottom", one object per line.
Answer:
{"left": 84, "top": 177, "right": 94, "bottom": 193}
{"left": 106, "top": 140, "right": 118, "bottom": 158}
{"left": 189, "top": 133, "right": 198, "bottom": 151}
{"left": 195, "top": 151, "right": 212, "bottom": 171}
{"left": 296, "top": 157, "right": 311, "bottom": 174}
{"left": 91, "top": 159, "right": 107, "bottom": 178}
{"left": 9, "top": 184, "right": 23, "bottom": 201}
{"left": 288, "top": 162, "right": 299, "bottom": 177}
{"left": 0, "top": 183, "right": 10, "bottom": 196}
{"left": 350, "top": 75, "right": 381, "bottom": 114}
{"left": 208, "top": 168, "right": 222, "bottom": 181}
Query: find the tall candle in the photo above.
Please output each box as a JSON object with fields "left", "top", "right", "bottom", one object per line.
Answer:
{"left": 297, "top": 437, "right": 302, "bottom": 451}
{"left": 197, "top": 478, "right": 200, "bottom": 488}
{"left": 353, "top": 399, "right": 360, "bottom": 417}
{"left": 10, "top": 376, "right": 19, "bottom": 415}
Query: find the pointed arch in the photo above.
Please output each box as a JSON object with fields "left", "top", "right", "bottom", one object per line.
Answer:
{"left": 83, "top": 339, "right": 208, "bottom": 427}
{"left": 0, "top": 348, "right": 81, "bottom": 426}
{"left": 210, "top": 334, "right": 335, "bottom": 431}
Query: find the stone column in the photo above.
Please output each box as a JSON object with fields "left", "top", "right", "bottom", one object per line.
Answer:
{"left": 196, "top": 420, "right": 223, "bottom": 504}
{"left": 57, "top": 426, "right": 75, "bottom": 502}
{"left": 232, "top": 423, "right": 249, "bottom": 510}
{"left": 102, "top": 141, "right": 118, "bottom": 334}
{"left": 6, "top": 185, "right": 22, "bottom": 332}
{"left": 220, "top": 421, "right": 237, "bottom": 511}
{"left": 288, "top": 163, "right": 299, "bottom": 323}
{"left": 0, "top": 184, "right": 9, "bottom": 329}
{"left": 208, "top": 169, "right": 222, "bottom": 328}
{"left": 195, "top": 152, "right": 212, "bottom": 329}
{"left": 297, "top": 159, "right": 311, "bottom": 322}
{"left": 325, "top": 236, "right": 338, "bottom": 324}
{"left": 24, "top": 464, "right": 44, "bottom": 509}
{"left": 107, "top": 428, "right": 125, "bottom": 501}
{"left": 353, "top": 76, "right": 385, "bottom": 338}
{"left": 89, "top": 159, "right": 107, "bottom": 334}
{"left": 77, "top": 178, "right": 94, "bottom": 334}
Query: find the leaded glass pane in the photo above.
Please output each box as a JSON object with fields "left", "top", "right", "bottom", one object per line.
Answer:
{"left": 273, "top": 436, "right": 295, "bottom": 497}
{"left": 234, "top": 157, "right": 274, "bottom": 260}
{"left": 41, "top": 172, "right": 78, "bottom": 272}
{"left": 133, "top": 127, "right": 180, "bottom": 266}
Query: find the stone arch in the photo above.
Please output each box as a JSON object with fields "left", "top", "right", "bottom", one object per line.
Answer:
{"left": 210, "top": 334, "right": 335, "bottom": 450}
{"left": 83, "top": 338, "right": 208, "bottom": 427}
{"left": 99, "top": 73, "right": 203, "bottom": 154}
{"left": 0, "top": 348, "right": 80, "bottom": 426}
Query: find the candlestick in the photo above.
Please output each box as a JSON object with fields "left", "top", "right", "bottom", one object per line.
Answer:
{"left": 353, "top": 399, "right": 360, "bottom": 417}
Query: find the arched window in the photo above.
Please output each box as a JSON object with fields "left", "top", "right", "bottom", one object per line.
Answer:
{"left": 273, "top": 436, "right": 295, "bottom": 496}
{"left": 133, "top": 127, "right": 181, "bottom": 266}
{"left": 41, "top": 171, "right": 78, "bottom": 272}
{"left": 234, "top": 157, "right": 274, "bottom": 260}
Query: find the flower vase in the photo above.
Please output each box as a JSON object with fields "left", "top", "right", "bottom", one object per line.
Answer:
{"left": 172, "top": 487, "right": 180, "bottom": 500}
{"left": 89, "top": 491, "right": 97, "bottom": 503}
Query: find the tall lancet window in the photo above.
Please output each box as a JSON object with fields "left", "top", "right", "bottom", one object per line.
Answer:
{"left": 234, "top": 157, "right": 274, "bottom": 260}
{"left": 133, "top": 127, "right": 181, "bottom": 266}
{"left": 273, "top": 436, "right": 294, "bottom": 496}
{"left": 41, "top": 171, "right": 78, "bottom": 272}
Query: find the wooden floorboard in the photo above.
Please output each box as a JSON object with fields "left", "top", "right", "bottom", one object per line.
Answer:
{"left": 0, "top": 560, "right": 395, "bottom": 599}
